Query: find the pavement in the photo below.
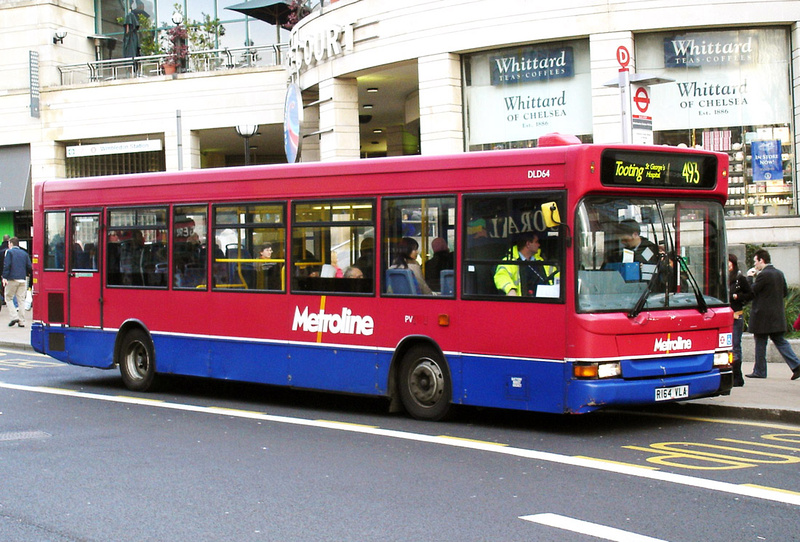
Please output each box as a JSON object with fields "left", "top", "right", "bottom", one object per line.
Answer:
{"left": 0, "top": 305, "right": 797, "bottom": 423}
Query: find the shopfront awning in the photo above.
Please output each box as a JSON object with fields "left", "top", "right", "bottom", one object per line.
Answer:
{"left": 0, "top": 145, "right": 32, "bottom": 212}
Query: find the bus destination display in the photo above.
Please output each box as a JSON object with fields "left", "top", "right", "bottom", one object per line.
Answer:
{"left": 600, "top": 150, "right": 717, "bottom": 189}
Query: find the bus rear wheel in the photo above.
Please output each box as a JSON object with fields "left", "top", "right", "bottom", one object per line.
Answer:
{"left": 118, "top": 329, "right": 156, "bottom": 392}
{"left": 399, "top": 345, "right": 451, "bottom": 421}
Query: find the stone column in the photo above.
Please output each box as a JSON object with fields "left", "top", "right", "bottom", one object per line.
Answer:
{"left": 418, "top": 53, "right": 463, "bottom": 155}
{"left": 385, "top": 124, "right": 406, "bottom": 156}
{"left": 318, "top": 76, "right": 360, "bottom": 161}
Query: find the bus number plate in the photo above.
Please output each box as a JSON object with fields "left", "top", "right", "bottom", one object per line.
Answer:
{"left": 655, "top": 385, "right": 689, "bottom": 401}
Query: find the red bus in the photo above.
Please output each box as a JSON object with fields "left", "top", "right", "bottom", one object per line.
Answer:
{"left": 31, "top": 134, "right": 734, "bottom": 419}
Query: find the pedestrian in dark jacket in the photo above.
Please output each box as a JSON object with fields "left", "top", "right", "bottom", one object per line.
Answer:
{"left": 746, "top": 249, "right": 800, "bottom": 380}
{"left": 2, "top": 237, "right": 32, "bottom": 327}
{"left": 728, "top": 254, "right": 753, "bottom": 386}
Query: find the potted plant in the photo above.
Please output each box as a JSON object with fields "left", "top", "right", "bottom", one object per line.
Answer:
{"left": 163, "top": 23, "right": 189, "bottom": 74}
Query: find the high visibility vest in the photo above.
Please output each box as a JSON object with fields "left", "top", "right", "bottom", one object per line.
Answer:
{"left": 493, "top": 246, "right": 557, "bottom": 295}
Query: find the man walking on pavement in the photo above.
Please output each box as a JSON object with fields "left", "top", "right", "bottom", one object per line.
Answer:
{"left": 1, "top": 237, "right": 32, "bottom": 328}
{"left": 746, "top": 249, "right": 800, "bottom": 380}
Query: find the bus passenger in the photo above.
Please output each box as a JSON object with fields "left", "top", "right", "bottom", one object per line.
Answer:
{"left": 494, "top": 232, "right": 553, "bottom": 296}
{"left": 355, "top": 237, "right": 374, "bottom": 280}
{"left": 425, "top": 237, "right": 453, "bottom": 291}
{"left": 259, "top": 244, "right": 282, "bottom": 289}
{"left": 390, "top": 237, "right": 432, "bottom": 295}
{"left": 343, "top": 266, "right": 363, "bottom": 279}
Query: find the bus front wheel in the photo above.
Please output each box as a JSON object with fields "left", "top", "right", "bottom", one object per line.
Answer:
{"left": 118, "top": 329, "right": 156, "bottom": 392}
{"left": 399, "top": 345, "right": 451, "bottom": 421}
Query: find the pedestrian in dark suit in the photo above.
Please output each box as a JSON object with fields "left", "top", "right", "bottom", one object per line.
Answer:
{"left": 746, "top": 249, "right": 800, "bottom": 380}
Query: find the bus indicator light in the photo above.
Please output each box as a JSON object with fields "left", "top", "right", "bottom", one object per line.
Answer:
{"left": 437, "top": 314, "right": 450, "bottom": 326}
{"left": 574, "top": 364, "right": 598, "bottom": 379}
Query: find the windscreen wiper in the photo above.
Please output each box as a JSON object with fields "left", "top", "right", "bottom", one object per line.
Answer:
{"left": 677, "top": 255, "right": 708, "bottom": 313}
{"left": 628, "top": 252, "right": 667, "bottom": 318}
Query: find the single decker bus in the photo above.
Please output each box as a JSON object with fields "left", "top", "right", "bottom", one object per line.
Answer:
{"left": 31, "top": 133, "right": 734, "bottom": 419}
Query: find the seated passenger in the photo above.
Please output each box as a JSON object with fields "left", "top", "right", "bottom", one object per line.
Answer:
{"left": 343, "top": 266, "right": 363, "bottom": 279}
{"left": 425, "top": 237, "right": 453, "bottom": 291}
{"left": 389, "top": 237, "right": 432, "bottom": 295}
{"left": 259, "top": 243, "right": 282, "bottom": 290}
{"left": 494, "top": 232, "right": 554, "bottom": 296}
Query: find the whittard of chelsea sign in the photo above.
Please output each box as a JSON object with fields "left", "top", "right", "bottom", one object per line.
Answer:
{"left": 490, "top": 47, "right": 573, "bottom": 85}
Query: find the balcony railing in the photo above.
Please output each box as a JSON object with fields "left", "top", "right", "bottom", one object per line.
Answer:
{"left": 58, "top": 44, "right": 286, "bottom": 86}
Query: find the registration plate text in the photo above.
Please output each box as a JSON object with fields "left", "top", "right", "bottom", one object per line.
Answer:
{"left": 655, "top": 385, "right": 689, "bottom": 401}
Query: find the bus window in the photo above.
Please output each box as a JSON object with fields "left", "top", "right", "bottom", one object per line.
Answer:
{"left": 382, "top": 197, "right": 456, "bottom": 296}
{"left": 107, "top": 208, "right": 168, "bottom": 287}
{"left": 291, "top": 200, "right": 373, "bottom": 294}
{"left": 44, "top": 211, "right": 66, "bottom": 271}
{"left": 463, "top": 193, "right": 564, "bottom": 299}
{"left": 71, "top": 215, "right": 99, "bottom": 271}
{"left": 212, "top": 203, "right": 286, "bottom": 291}
{"left": 173, "top": 206, "right": 208, "bottom": 289}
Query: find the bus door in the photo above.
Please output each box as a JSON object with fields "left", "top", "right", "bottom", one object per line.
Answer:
{"left": 68, "top": 212, "right": 102, "bottom": 328}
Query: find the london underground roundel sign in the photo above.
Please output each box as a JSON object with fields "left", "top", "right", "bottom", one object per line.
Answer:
{"left": 284, "top": 83, "right": 303, "bottom": 163}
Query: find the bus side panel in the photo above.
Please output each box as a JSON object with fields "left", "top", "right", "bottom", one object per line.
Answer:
{"left": 33, "top": 326, "right": 116, "bottom": 369}
{"left": 457, "top": 355, "right": 567, "bottom": 413}
{"left": 151, "top": 334, "right": 289, "bottom": 385}
{"left": 565, "top": 367, "right": 724, "bottom": 413}
{"left": 288, "top": 344, "right": 385, "bottom": 395}
{"left": 149, "top": 334, "right": 388, "bottom": 396}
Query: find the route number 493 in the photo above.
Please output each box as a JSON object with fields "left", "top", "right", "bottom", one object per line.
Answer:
{"left": 682, "top": 161, "right": 700, "bottom": 184}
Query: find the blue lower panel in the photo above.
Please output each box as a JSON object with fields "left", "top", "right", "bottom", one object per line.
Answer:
{"left": 32, "top": 324, "right": 115, "bottom": 369}
{"left": 620, "top": 353, "right": 712, "bottom": 379}
{"left": 153, "top": 334, "right": 389, "bottom": 395}
{"left": 458, "top": 355, "right": 568, "bottom": 414}
{"left": 288, "top": 344, "right": 388, "bottom": 395}
{"left": 35, "top": 326, "right": 390, "bottom": 396}
{"left": 566, "top": 370, "right": 723, "bottom": 413}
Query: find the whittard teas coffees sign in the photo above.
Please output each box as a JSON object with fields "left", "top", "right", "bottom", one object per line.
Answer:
{"left": 636, "top": 29, "right": 791, "bottom": 130}
{"left": 464, "top": 41, "right": 592, "bottom": 146}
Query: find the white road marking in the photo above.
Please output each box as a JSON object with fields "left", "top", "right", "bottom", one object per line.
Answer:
{"left": 2, "top": 380, "right": 800, "bottom": 507}
{"left": 520, "top": 513, "right": 667, "bottom": 542}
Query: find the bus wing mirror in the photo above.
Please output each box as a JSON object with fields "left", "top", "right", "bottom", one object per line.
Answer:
{"left": 541, "top": 202, "right": 561, "bottom": 228}
{"left": 541, "top": 201, "right": 571, "bottom": 248}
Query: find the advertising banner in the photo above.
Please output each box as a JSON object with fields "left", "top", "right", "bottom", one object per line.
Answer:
{"left": 635, "top": 29, "right": 790, "bottom": 131}
{"left": 464, "top": 41, "right": 591, "bottom": 147}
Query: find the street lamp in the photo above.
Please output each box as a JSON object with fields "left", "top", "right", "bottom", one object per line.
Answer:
{"left": 235, "top": 124, "right": 259, "bottom": 165}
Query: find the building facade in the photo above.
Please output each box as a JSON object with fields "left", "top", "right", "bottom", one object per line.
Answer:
{"left": 1, "top": 0, "right": 799, "bottom": 279}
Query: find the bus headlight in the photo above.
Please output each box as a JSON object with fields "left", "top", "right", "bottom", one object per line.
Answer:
{"left": 714, "top": 352, "right": 732, "bottom": 367}
{"left": 573, "top": 362, "right": 621, "bottom": 379}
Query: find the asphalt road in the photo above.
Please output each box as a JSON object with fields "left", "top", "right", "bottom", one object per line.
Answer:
{"left": 1, "top": 347, "right": 799, "bottom": 541}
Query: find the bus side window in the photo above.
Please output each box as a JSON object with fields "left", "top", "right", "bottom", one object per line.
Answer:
{"left": 463, "top": 194, "right": 564, "bottom": 299}
{"left": 44, "top": 211, "right": 66, "bottom": 271}
{"left": 291, "top": 200, "right": 374, "bottom": 294}
{"left": 381, "top": 196, "right": 456, "bottom": 297}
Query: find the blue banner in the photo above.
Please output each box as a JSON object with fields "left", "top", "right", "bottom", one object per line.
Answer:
{"left": 751, "top": 140, "right": 783, "bottom": 181}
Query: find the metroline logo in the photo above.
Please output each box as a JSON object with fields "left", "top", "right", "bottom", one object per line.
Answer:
{"left": 292, "top": 306, "right": 374, "bottom": 336}
{"left": 653, "top": 335, "right": 692, "bottom": 353}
